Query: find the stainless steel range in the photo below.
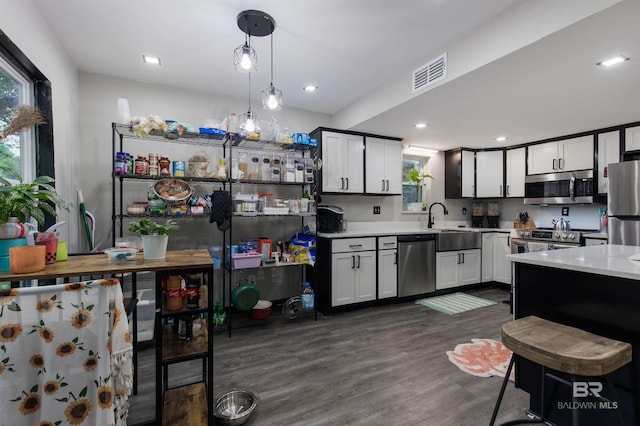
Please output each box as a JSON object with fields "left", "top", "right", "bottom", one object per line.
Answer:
{"left": 510, "top": 228, "right": 583, "bottom": 254}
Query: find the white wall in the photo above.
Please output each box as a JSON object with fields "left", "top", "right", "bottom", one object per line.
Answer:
{"left": 1, "top": 0, "right": 80, "bottom": 249}
{"left": 78, "top": 72, "right": 332, "bottom": 251}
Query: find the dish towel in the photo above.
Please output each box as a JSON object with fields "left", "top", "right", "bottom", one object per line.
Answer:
{"left": 209, "top": 189, "right": 232, "bottom": 231}
{"left": 0, "top": 278, "right": 133, "bottom": 426}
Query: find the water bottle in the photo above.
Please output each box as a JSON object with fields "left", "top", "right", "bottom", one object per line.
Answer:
{"left": 301, "top": 282, "right": 314, "bottom": 310}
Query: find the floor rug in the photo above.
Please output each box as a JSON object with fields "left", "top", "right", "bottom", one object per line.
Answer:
{"left": 447, "top": 338, "right": 514, "bottom": 381}
{"left": 415, "top": 292, "right": 497, "bottom": 315}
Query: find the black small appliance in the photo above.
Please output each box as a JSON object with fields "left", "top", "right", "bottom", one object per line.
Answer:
{"left": 317, "top": 205, "right": 344, "bottom": 233}
{"left": 472, "top": 215, "right": 484, "bottom": 228}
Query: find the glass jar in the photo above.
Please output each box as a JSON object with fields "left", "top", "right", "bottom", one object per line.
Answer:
{"left": 260, "top": 154, "right": 272, "bottom": 181}
{"left": 238, "top": 152, "right": 249, "bottom": 180}
{"left": 271, "top": 154, "right": 281, "bottom": 182}
{"left": 248, "top": 154, "right": 260, "bottom": 181}
{"left": 159, "top": 156, "right": 171, "bottom": 176}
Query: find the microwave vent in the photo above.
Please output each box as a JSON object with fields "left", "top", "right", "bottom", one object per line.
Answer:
{"left": 412, "top": 52, "right": 447, "bottom": 93}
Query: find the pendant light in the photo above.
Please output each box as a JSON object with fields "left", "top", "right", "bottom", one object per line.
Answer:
{"left": 233, "top": 33, "right": 257, "bottom": 73}
{"left": 240, "top": 72, "right": 257, "bottom": 134}
{"left": 233, "top": 10, "right": 275, "bottom": 74}
{"left": 262, "top": 33, "right": 282, "bottom": 110}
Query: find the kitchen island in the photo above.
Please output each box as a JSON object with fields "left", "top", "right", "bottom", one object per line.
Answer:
{"left": 507, "top": 244, "right": 640, "bottom": 424}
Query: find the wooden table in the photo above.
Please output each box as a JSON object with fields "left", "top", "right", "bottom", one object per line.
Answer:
{"left": 0, "top": 249, "right": 214, "bottom": 425}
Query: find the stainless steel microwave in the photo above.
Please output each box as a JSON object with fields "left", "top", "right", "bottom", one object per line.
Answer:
{"left": 523, "top": 170, "right": 593, "bottom": 205}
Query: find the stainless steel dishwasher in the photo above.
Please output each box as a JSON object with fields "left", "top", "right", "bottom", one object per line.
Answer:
{"left": 398, "top": 234, "right": 437, "bottom": 297}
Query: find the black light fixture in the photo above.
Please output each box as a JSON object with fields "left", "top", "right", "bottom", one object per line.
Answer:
{"left": 233, "top": 10, "right": 275, "bottom": 74}
{"left": 262, "top": 33, "right": 282, "bottom": 110}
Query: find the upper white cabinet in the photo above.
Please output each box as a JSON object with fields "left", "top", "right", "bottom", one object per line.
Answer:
{"left": 365, "top": 137, "right": 402, "bottom": 195}
{"left": 319, "top": 131, "right": 364, "bottom": 193}
{"left": 624, "top": 125, "right": 640, "bottom": 152}
{"left": 475, "top": 151, "right": 504, "bottom": 198}
{"left": 597, "top": 130, "right": 620, "bottom": 194}
{"left": 527, "top": 136, "right": 593, "bottom": 175}
{"left": 505, "top": 147, "right": 525, "bottom": 197}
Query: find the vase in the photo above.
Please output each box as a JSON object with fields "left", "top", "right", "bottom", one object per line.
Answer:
{"left": 0, "top": 217, "right": 29, "bottom": 240}
{"left": 141, "top": 235, "right": 169, "bottom": 260}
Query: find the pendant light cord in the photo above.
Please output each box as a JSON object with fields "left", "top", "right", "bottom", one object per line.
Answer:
{"left": 270, "top": 33, "right": 274, "bottom": 85}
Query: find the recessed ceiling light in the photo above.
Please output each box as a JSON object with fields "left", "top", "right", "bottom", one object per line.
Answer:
{"left": 303, "top": 85, "right": 318, "bottom": 92}
{"left": 142, "top": 55, "right": 161, "bottom": 65}
{"left": 597, "top": 55, "right": 629, "bottom": 67}
{"left": 495, "top": 136, "right": 508, "bottom": 142}
{"left": 415, "top": 123, "right": 428, "bottom": 129}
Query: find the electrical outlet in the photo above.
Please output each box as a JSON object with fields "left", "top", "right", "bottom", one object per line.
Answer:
{"left": 462, "top": 207, "right": 467, "bottom": 215}
{"left": 373, "top": 206, "right": 381, "bottom": 214}
{"left": 248, "top": 274, "right": 256, "bottom": 284}
{"left": 562, "top": 207, "right": 570, "bottom": 216}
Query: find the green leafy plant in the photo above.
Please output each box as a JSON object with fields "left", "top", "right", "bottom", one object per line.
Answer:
{"left": 128, "top": 218, "right": 179, "bottom": 236}
{"left": 404, "top": 169, "right": 434, "bottom": 202}
{"left": 0, "top": 166, "right": 72, "bottom": 225}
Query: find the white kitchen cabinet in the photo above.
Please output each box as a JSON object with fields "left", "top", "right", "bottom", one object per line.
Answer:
{"left": 475, "top": 151, "right": 504, "bottom": 198}
{"left": 377, "top": 236, "right": 397, "bottom": 299}
{"left": 493, "top": 233, "right": 511, "bottom": 284}
{"left": 436, "top": 248, "right": 481, "bottom": 290}
{"left": 624, "top": 125, "right": 640, "bottom": 152}
{"left": 597, "top": 130, "right": 620, "bottom": 194}
{"left": 505, "top": 147, "right": 525, "bottom": 197}
{"left": 331, "top": 238, "right": 376, "bottom": 306}
{"left": 584, "top": 237, "right": 607, "bottom": 246}
{"left": 462, "top": 150, "right": 475, "bottom": 197}
{"left": 320, "top": 131, "right": 364, "bottom": 193}
{"left": 365, "top": 137, "right": 402, "bottom": 195}
{"left": 481, "top": 233, "right": 494, "bottom": 283}
{"left": 527, "top": 136, "right": 593, "bottom": 175}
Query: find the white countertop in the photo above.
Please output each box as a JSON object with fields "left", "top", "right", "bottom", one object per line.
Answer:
{"left": 507, "top": 244, "right": 640, "bottom": 280}
{"left": 317, "top": 224, "right": 512, "bottom": 239}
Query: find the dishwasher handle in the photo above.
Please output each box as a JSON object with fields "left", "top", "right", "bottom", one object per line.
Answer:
{"left": 397, "top": 234, "right": 437, "bottom": 243}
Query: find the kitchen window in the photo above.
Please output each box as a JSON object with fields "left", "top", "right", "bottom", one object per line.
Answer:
{"left": 402, "top": 156, "right": 430, "bottom": 212}
{"left": 0, "top": 30, "right": 55, "bottom": 227}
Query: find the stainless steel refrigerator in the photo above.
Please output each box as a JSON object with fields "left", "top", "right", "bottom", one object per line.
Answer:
{"left": 608, "top": 160, "right": 640, "bottom": 245}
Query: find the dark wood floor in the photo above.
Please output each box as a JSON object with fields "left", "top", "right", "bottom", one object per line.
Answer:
{"left": 127, "top": 288, "right": 530, "bottom": 425}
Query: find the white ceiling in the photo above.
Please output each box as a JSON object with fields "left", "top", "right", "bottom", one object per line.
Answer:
{"left": 32, "top": 0, "right": 639, "bottom": 150}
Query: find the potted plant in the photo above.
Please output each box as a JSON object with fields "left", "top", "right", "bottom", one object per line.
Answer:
{"left": 128, "top": 218, "right": 179, "bottom": 259}
{"left": 0, "top": 166, "right": 72, "bottom": 236}
{"left": 404, "top": 169, "right": 434, "bottom": 212}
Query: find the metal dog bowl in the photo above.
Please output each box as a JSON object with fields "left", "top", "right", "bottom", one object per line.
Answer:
{"left": 213, "top": 390, "right": 258, "bottom": 425}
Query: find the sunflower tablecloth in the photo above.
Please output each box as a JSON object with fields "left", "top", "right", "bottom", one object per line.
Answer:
{"left": 0, "top": 279, "right": 133, "bottom": 426}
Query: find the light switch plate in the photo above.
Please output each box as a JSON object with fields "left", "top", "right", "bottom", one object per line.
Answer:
{"left": 562, "top": 207, "right": 569, "bottom": 216}
{"left": 373, "top": 206, "right": 381, "bottom": 214}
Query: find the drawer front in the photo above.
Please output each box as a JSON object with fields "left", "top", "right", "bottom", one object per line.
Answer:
{"left": 332, "top": 237, "right": 376, "bottom": 253}
{"left": 378, "top": 236, "right": 398, "bottom": 250}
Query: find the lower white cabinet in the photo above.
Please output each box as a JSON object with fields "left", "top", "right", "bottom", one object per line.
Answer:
{"left": 331, "top": 238, "right": 377, "bottom": 306}
{"left": 377, "top": 236, "right": 397, "bottom": 299}
{"left": 494, "top": 234, "right": 511, "bottom": 284}
{"left": 584, "top": 237, "right": 607, "bottom": 246}
{"left": 480, "top": 233, "right": 511, "bottom": 285}
{"left": 436, "top": 249, "right": 481, "bottom": 290}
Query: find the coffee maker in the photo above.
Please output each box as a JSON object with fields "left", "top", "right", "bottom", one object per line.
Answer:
{"left": 472, "top": 203, "right": 485, "bottom": 228}
{"left": 487, "top": 202, "right": 500, "bottom": 228}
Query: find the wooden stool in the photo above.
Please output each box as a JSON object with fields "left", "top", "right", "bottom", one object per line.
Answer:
{"left": 490, "top": 315, "right": 632, "bottom": 426}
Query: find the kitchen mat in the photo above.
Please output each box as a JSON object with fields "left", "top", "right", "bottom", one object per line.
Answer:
{"left": 415, "top": 292, "right": 497, "bottom": 315}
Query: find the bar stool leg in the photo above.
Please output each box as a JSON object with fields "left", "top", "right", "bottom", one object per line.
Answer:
{"left": 604, "top": 374, "right": 626, "bottom": 426}
{"left": 490, "top": 355, "right": 516, "bottom": 426}
{"left": 571, "top": 374, "right": 579, "bottom": 426}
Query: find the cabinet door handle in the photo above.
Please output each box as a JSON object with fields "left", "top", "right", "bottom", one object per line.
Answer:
{"left": 394, "top": 252, "right": 398, "bottom": 265}
{"left": 349, "top": 244, "right": 363, "bottom": 248}
{"left": 386, "top": 180, "right": 389, "bottom": 191}
{"left": 558, "top": 158, "right": 563, "bottom": 169}
{"left": 552, "top": 158, "right": 556, "bottom": 170}
{"left": 357, "top": 254, "right": 361, "bottom": 268}
{"left": 341, "top": 177, "right": 345, "bottom": 190}
{"left": 382, "top": 179, "right": 385, "bottom": 191}
{"left": 457, "top": 253, "right": 461, "bottom": 264}
{"left": 345, "top": 177, "right": 349, "bottom": 190}
{"left": 499, "top": 185, "right": 503, "bottom": 196}
{"left": 507, "top": 185, "right": 510, "bottom": 196}
{"left": 351, "top": 255, "right": 355, "bottom": 269}
{"left": 461, "top": 252, "right": 465, "bottom": 263}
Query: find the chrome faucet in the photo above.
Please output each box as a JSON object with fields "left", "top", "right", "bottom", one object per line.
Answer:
{"left": 427, "top": 202, "right": 449, "bottom": 228}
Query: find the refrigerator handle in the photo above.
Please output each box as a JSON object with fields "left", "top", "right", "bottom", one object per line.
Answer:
{"left": 569, "top": 172, "right": 576, "bottom": 201}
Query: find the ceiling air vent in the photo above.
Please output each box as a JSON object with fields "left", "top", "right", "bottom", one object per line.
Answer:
{"left": 412, "top": 52, "right": 447, "bottom": 93}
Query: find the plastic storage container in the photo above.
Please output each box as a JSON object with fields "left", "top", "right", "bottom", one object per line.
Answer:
{"left": 232, "top": 253, "right": 262, "bottom": 269}
{"left": 104, "top": 247, "right": 138, "bottom": 261}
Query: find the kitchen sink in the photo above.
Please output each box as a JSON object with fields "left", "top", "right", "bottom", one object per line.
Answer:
{"left": 436, "top": 230, "right": 481, "bottom": 251}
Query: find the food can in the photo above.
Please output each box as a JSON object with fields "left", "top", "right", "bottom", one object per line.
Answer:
{"left": 173, "top": 160, "right": 185, "bottom": 177}
{"left": 148, "top": 153, "right": 159, "bottom": 166}
{"left": 148, "top": 165, "right": 159, "bottom": 176}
